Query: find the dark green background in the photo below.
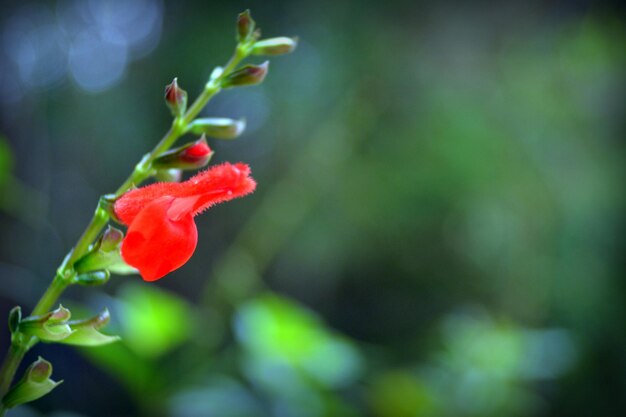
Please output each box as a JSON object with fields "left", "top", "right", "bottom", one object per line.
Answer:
{"left": 0, "top": 0, "right": 624, "bottom": 416}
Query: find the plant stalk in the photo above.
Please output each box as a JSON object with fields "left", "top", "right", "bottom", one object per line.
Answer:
{"left": 0, "top": 41, "right": 251, "bottom": 409}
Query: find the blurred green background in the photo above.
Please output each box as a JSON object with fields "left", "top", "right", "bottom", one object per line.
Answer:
{"left": 0, "top": 0, "right": 625, "bottom": 416}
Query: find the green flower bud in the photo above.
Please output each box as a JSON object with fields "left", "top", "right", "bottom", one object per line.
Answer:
{"left": 252, "top": 37, "right": 298, "bottom": 56}
{"left": 222, "top": 62, "right": 269, "bottom": 88}
{"left": 188, "top": 118, "right": 246, "bottom": 139}
{"left": 2, "top": 357, "right": 62, "bottom": 409}
{"left": 164, "top": 78, "right": 188, "bottom": 117}
{"left": 155, "top": 168, "right": 183, "bottom": 183}
{"left": 75, "top": 270, "right": 110, "bottom": 286}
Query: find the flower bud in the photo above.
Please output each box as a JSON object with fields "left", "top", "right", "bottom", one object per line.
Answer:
{"left": 155, "top": 168, "right": 183, "bottom": 183}
{"left": 164, "top": 78, "right": 188, "bottom": 117}
{"left": 74, "top": 226, "right": 134, "bottom": 276}
{"left": 2, "top": 357, "right": 62, "bottom": 409}
{"left": 252, "top": 37, "right": 298, "bottom": 56}
{"left": 153, "top": 136, "right": 214, "bottom": 170}
{"left": 237, "top": 9, "right": 256, "bottom": 42}
{"left": 75, "top": 270, "right": 110, "bottom": 286}
{"left": 222, "top": 62, "right": 269, "bottom": 88}
{"left": 188, "top": 118, "right": 246, "bottom": 139}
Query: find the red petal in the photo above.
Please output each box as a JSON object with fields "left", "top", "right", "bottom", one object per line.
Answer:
{"left": 114, "top": 162, "right": 256, "bottom": 224}
{"left": 120, "top": 196, "right": 198, "bottom": 281}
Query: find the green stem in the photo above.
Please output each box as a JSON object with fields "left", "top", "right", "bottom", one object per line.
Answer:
{"left": 0, "top": 345, "right": 26, "bottom": 399}
{"left": 0, "top": 40, "right": 251, "bottom": 409}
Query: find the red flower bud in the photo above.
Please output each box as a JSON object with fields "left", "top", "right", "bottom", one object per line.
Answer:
{"left": 237, "top": 9, "right": 256, "bottom": 42}
{"left": 153, "top": 137, "right": 213, "bottom": 170}
{"left": 164, "top": 78, "right": 188, "bottom": 117}
{"left": 221, "top": 62, "right": 269, "bottom": 88}
{"left": 114, "top": 163, "right": 256, "bottom": 281}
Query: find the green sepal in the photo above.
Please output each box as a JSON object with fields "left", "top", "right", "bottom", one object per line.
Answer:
{"left": 61, "top": 309, "right": 121, "bottom": 347}
{"left": 251, "top": 37, "right": 298, "bottom": 56}
{"left": 75, "top": 270, "right": 110, "bottom": 286}
{"left": 74, "top": 226, "right": 135, "bottom": 276}
{"left": 8, "top": 306, "right": 21, "bottom": 334}
{"left": 2, "top": 357, "right": 62, "bottom": 409}
{"left": 221, "top": 62, "right": 269, "bottom": 88}
{"left": 155, "top": 168, "right": 182, "bottom": 183}
{"left": 19, "top": 305, "right": 74, "bottom": 342}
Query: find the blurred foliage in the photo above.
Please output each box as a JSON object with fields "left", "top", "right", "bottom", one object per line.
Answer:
{"left": 1, "top": 1, "right": 625, "bottom": 417}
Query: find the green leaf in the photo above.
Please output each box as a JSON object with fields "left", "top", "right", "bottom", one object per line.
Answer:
{"left": 235, "top": 293, "right": 363, "bottom": 388}
{"left": 118, "top": 283, "right": 193, "bottom": 358}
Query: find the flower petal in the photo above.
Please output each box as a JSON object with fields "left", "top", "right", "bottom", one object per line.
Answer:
{"left": 120, "top": 196, "right": 198, "bottom": 281}
{"left": 114, "top": 162, "right": 256, "bottom": 225}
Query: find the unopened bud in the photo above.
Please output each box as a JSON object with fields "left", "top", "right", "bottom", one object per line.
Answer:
{"left": 222, "top": 62, "right": 269, "bottom": 88}
{"left": 252, "top": 37, "right": 298, "bottom": 56}
{"left": 75, "top": 270, "right": 110, "bottom": 286}
{"left": 188, "top": 118, "right": 246, "bottom": 139}
{"left": 237, "top": 9, "right": 256, "bottom": 42}
{"left": 164, "top": 78, "right": 188, "bottom": 117}
{"left": 153, "top": 137, "right": 213, "bottom": 170}
{"left": 155, "top": 168, "right": 183, "bottom": 183}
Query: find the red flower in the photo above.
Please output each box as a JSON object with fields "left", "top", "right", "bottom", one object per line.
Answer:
{"left": 114, "top": 163, "right": 256, "bottom": 281}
